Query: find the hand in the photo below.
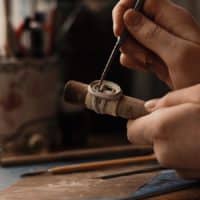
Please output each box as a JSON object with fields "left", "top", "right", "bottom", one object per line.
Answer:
{"left": 127, "top": 84, "right": 200, "bottom": 179}
{"left": 113, "top": 0, "right": 200, "bottom": 89}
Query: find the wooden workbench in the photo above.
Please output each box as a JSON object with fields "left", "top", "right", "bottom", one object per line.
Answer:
{"left": 1, "top": 163, "right": 200, "bottom": 200}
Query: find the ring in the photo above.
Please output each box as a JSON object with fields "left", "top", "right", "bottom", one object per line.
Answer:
{"left": 88, "top": 80, "right": 123, "bottom": 100}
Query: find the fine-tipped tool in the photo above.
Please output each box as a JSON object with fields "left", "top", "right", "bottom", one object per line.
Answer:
{"left": 99, "top": 165, "right": 165, "bottom": 180}
{"left": 21, "top": 154, "right": 156, "bottom": 177}
{"left": 98, "top": 0, "right": 145, "bottom": 90}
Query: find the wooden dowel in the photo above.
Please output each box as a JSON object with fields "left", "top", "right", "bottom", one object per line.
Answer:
{"left": 64, "top": 81, "right": 149, "bottom": 120}
{"left": 49, "top": 154, "right": 157, "bottom": 174}
{"left": 1, "top": 145, "right": 153, "bottom": 167}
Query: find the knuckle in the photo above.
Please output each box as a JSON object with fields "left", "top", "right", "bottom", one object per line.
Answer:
{"left": 132, "top": 13, "right": 144, "bottom": 27}
{"left": 143, "top": 24, "right": 161, "bottom": 41}
{"left": 159, "top": 92, "right": 172, "bottom": 106}
{"left": 126, "top": 120, "right": 141, "bottom": 144}
{"left": 154, "top": 144, "right": 173, "bottom": 167}
{"left": 195, "top": 84, "right": 200, "bottom": 91}
{"left": 112, "top": 1, "right": 126, "bottom": 22}
{"left": 192, "top": 84, "right": 200, "bottom": 103}
{"left": 112, "top": 3, "right": 121, "bottom": 18}
{"left": 156, "top": 150, "right": 172, "bottom": 167}
{"left": 124, "top": 11, "right": 144, "bottom": 30}
{"left": 145, "top": 0, "right": 158, "bottom": 13}
{"left": 179, "top": 103, "right": 200, "bottom": 119}
{"left": 112, "top": 7, "right": 116, "bottom": 19}
{"left": 120, "top": 54, "right": 126, "bottom": 65}
{"left": 127, "top": 125, "right": 134, "bottom": 143}
{"left": 153, "top": 119, "right": 168, "bottom": 140}
{"left": 191, "top": 104, "right": 200, "bottom": 115}
{"left": 126, "top": 121, "right": 132, "bottom": 142}
{"left": 168, "top": 42, "right": 190, "bottom": 66}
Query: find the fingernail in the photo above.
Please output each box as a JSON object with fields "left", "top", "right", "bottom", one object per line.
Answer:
{"left": 113, "top": 24, "right": 118, "bottom": 37}
{"left": 145, "top": 99, "right": 159, "bottom": 112}
{"left": 124, "top": 9, "right": 142, "bottom": 27}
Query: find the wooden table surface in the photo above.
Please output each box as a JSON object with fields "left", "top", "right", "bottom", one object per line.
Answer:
{"left": 1, "top": 163, "right": 200, "bottom": 200}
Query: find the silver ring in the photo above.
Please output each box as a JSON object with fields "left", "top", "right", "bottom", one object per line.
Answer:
{"left": 88, "top": 80, "right": 123, "bottom": 100}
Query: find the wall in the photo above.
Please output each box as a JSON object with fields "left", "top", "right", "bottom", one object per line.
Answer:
{"left": 0, "top": 0, "right": 200, "bottom": 56}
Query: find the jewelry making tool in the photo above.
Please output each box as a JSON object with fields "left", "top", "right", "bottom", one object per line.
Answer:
{"left": 64, "top": 80, "right": 149, "bottom": 120}
{"left": 98, "top": 0, "right": 145, "bottom": 90}
{"left": 1, "top": 145, "right": 153, "bottom": 167}
{"left": 21, "top": 154, "right": 156, "bottom": 177}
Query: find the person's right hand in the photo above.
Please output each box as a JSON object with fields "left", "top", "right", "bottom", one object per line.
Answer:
{"left": 113, "top": 0, "right": 200, "bottom": 89}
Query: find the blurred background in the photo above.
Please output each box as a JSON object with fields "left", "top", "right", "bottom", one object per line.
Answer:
{"left": 0, "top": 0, "right": 199, "bottom": 155}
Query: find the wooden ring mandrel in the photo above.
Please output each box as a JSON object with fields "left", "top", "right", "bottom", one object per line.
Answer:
{"left": 64, "top": 80, "right": 149, "bottom": 120}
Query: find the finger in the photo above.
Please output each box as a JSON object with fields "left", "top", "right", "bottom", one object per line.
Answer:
{"left": 120, "top": 40, "right": 146, "bottom": 66}
{"left": 123, "top": 9, "right": 183, "bottom": 64}
{"left": 143, "top": 0, "right": 200, "bottom": 43}
{"left": 128, "top": 103, "right": 200, "bottom": 168}
{"left": 121, "top": 37, "right": 170, "bottom": 83}
{"left": 145, "top": 84, "right": 200, "bottom": 111}
{"left": 114, "top": 0, "right": 200, "bottom": 42}
{"left": 127, "top": 103, "right": 194, "bottom": 145}
{"left": 112, "top": 0, "right": 136, "bottom": 36}
{"left": 127, "top": 108, "right": 166, "bottom": 145}
{"left": 120, "top": 53, "right": 147, "bottom": 71}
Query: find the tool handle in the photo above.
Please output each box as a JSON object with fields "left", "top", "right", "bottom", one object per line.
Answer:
{"left": 1, "top": 145, "right": 152, "bottom": 166}
{"left": 134, "top": 0, "right": 145, "bottom": 10}
{"left": 64, "top": 81, "right": 149, "bottom": 120}
{"left": 49, "top": 154, "right": 157, "bottom": 174}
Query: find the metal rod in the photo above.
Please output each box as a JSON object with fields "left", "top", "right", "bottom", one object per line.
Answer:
{"left": 98, "top": 0, "right": 145, "bottom": 90}
{"left": 100, "top": 165, "right": 164, "bottom": 180}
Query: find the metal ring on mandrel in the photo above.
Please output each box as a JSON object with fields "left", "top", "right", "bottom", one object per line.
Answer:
{"left": 86, "top": 80, "right": 123, "bottom": 116}
{"left": 88, "top": 80, "right": 123, "bottom": 100}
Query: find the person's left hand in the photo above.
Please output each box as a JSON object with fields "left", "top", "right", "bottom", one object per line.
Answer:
{"left": 127, "top": 84, "right": 200, "bottom": 179}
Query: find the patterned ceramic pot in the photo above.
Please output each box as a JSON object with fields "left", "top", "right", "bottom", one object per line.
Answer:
{"left": 0, "top": 58, "right": 63, "bottom": 154}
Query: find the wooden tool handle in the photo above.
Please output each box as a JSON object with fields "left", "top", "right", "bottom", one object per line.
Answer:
{"left": 64, "top": 81, "right": 149, "bottom": 120}
{"left": 49, "top": 154, "right": 157, "bottom": 174}
{"left": 1, "top": 145, "right": 153, "bottom": 166}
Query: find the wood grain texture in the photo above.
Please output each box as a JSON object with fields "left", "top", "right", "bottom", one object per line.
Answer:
{"left": 0, "top": 164, "right": 157, "bottom": 200}
{"left": 1, "top": 164, "right": 200, "bottom": 200}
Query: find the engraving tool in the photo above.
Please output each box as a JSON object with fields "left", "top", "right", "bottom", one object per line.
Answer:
{"left": 98, "top": 0, "right": 145, "bottom": 90}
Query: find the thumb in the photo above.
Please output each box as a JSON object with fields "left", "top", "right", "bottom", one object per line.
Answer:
{"left": 145, "top": 84, "right": 200, "bottom": 112}
{"left": 123, "top": 9, "right": 182, "bottom": 64}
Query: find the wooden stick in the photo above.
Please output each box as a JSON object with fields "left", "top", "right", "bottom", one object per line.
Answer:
{"left": 1, "top": 145, "right": 153, "bottom": 167}
{"left": 49, "top": 154, "right": 157, "bottom": 174}
{"left": 64, "top": 81, "right": 149, "bottom": 120}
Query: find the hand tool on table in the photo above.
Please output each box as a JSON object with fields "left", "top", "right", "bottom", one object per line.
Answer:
{"left": 1, "top": 145, "right": 153, "bottom": 167}
{"left": 99, "top": 165, "right": 165, "bottom": 180}
{"left": 21, "top": 154, "right": 156, "bottom": 177}
{"left": 98, "top": 0, "right": 145, "bottom": 90}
